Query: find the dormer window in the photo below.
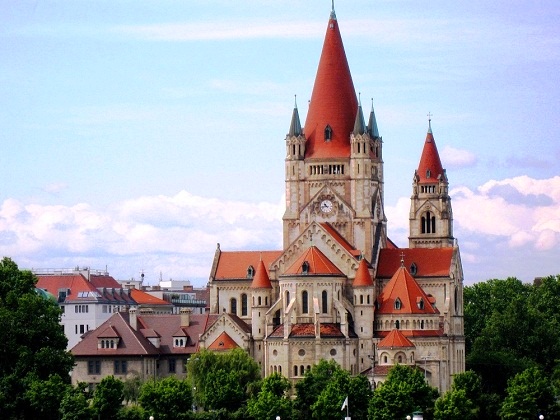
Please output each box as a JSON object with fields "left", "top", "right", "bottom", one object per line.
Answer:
{"left": 98, "top": 338, "right": 119, "bottom": 349}
{"left": 324, "top": 125, "right": 332, "bottom": 141}
{"left": 426, "top": 169, "right": 431, "bottom": 178}
{"left": 417, "top": 298, "right": 424, "bottom": 310}
{"left": 394, "top": 298, "right": 402, "bottom": 310}
{"left": 410, "top": 263, "right": 417, "bottom": 276}
{"left": 302, "top": 261, "right": 310, "bottom": 274}
{"left": 174, "top": 338, "right": 186, "bottom": 348}
{"left": 247, "top": 265, "right": 255, "bottom": 278}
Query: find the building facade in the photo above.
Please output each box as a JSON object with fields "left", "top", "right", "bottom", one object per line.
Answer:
{"left": 202, "top": 6, "right": 465, "bottom": 392}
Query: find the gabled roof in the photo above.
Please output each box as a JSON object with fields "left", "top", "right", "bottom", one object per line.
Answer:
{"left": 251, "top": 259, "right": 272, "bottom": 289}
{"left": 282, "top": 246, "right": 344, "bottom": 276}
{"left": 207, "top": 331, "right": 239, "bottom": 351}
{"left": 71, "top": 312, "right": 211, "bottom": 356}
{"left": 416, "top": 122, "right": 445, "bottom": 184}
{"left": 303, "top": 10, "right": 357, "bottom": 159}
{"left": 320, "top": 222, "right": 361, "bottom": 257}
{"left": 130, "top": 288, "right": 170, "bottom": 305}
{"left": 98, "top": 325, "right": 119, "bottom": 339}
{"left": 353, "top": 258, "right": 374, "bottom": 287}
{"left": 378, "top": 328, "right": 415, "bottom": 349}
{"left": 213, "top": 250, "right": 281, "bottom": 280}
{"left": 376, "top": 266, "right": 439, "bottom": 315}
{"left": 377, "top": 248, "right": 453, "bottom": 278}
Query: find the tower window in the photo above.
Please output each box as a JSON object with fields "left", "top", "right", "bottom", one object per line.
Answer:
{"left": 421, "top": 211, "right": 436, "bottom": 234}
{"left": 241, "top": 294, "right": 248, "bottom": 316}
{"left": 322, "top": 290, "right": 328, "bottom": 313}
{"left": 426, "top": 169, "right": 431, "bottom": 178}
{"left": 324, "top": 125, "right": 332, "bottom": 141}
{"left": 302, "top": 291, "right": 309, "bottom": 314}
{"left": 230, "top": 298, "right": 237, "bottom": 315}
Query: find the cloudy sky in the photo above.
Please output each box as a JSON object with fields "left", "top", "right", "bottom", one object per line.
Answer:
{"left": 1, "top": 1, "right": 559, "bottom": 286}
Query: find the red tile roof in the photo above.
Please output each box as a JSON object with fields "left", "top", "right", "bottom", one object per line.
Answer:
{"left": 320, "top": 223, "right": 360, "bottom": 256}
{"left": 353, "top": 258, "right": 374, "bottom": 287}
{"left": 214, "top": 250, "right": 281, "bottom": 280}
{"left": 378, "top": 329, "right": 415, "bottom": 349}
{"left": 130, "top": 288, "right": 170, "bottom": 305}
{"left": 376, "top": 266, "right": 439, "bottom": 315}
{"left": 207, "top": 332, "right": 239, "bottom": 351}
{"left": 283, "top": 246, "right": 344, "bottom": 276}
{"left": 377, "top": 248, "right": 453, "bottom": 278}
{"left": 268, "top": 323, "right": 357, "bottom": 338}
{"left": 251, "top": 259, "right": 272, "bottom": 289}
{"left": 304, "top": 12, "right": 357, "bottom": 159}
{"left": 416, "top": 127, "right": 444, "bottom": 184}
{"left": 375, "top": 328, "right": 444, "bottom": 338}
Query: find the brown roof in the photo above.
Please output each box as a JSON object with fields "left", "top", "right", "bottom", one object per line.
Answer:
{"left": 71, "top": 312, "right": 211, "bottom": 356}
{"left": 376, "top": 266, "right": 439, "bottom": 315}
{"left": 283, "top": 246, "right": 344, "bottom": 276}
{"left": 207, "top": 332, "right": 239, "bottom": 351}
{"left": 130, "top": 288, "right": 170, "bottom": 305}
{"left": 214, "top": 250, "right": 281, "bottom": 280}
{"left": 378, "top": 329, "right": 415, "bottom": 349}
{"left": 377, "top": 248, "right": 453, "bottom": 278}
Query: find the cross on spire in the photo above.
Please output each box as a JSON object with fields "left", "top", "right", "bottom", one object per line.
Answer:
{"left": 427, "top": 112, "right": 433, "bottom": 133}
{"left": 400, "top": 251, "right": 405, "bottom": 267}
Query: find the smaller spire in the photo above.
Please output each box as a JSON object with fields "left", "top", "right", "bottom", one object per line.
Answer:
{"left": 353, "top": 93, "right": 366, "bottom": 135}
{"left": 368, "top": 98, "right": 380, "bottom": 138}
{"left": 330, "top": 0, "right": 336, "bottom": 20}
{"left": 288, "top": 95, "right": 302, "bottom": 136}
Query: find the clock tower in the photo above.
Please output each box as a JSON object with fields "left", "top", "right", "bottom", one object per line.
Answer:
{"left": 282, "top": 8, "right": 386, "bottom": 264}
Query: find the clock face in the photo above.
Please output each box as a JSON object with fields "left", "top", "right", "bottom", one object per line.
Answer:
{"left": 320, "top": 199, "right": 333, "bottom": 213}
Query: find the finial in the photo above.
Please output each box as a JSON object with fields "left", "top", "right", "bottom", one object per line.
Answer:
{"left": 400, "top": 251, "right": 405, "bottom": 267}
{"left": 427, "top": 112, "right": 433, "bottom": 133}
{"left": 294, "top": 94, "right": 297, "bottom": 108}
{"left": 358, "top": 92, "right": 361, "bottom": 105}
{"left": 332, "top": 0, "right": 335, "bottom": 12}
{"left": 371, "top": 97, "right": 374, "bottom": 109}
{"left": 330, "top": 0, "right": 336, "bottom": 19}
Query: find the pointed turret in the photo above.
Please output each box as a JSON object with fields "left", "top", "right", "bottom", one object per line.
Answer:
{"left": 251, "top": 259, "right": 272, "bottom": 289}
{"left": 303, "top": 8, "right": 358, "bottom": 159}
{"left": 353, "top": 97, "right": 366, "bottom": 135}
{"left": 368, "top": 99, "right": 380, "bottom": 139}
{"left": 353, "top": 257, "right": 374, "bottom": 287}
{"left": 288, "top": 96, "right": 302, "bottom": 137}
{"left": 416, "top": 119, "right": 445, "bottom": 184}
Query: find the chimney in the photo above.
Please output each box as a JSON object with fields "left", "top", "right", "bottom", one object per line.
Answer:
{"left": 180, "top": 307, "right": 192, "bottom": 327}
{"left": 129, "top": 307, "right": 137, "bottom": 331}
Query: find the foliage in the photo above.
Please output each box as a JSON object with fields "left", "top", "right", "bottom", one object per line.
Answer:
{"left": 187, "top": 348, "right": 261, "bottom": 411}
{"left": 91, "top": 375, "right": 124, "bottom": 419}
{"left": 500, "top": 367, "right": 558, "bottom": 419}
{"left": 117, "top": 405, "right": 146, "bottom": 420}
{"left": 246, "top": 372, "right": 293, "bottom": 420}
{"left": 59, "top": 382, "right": 93, "bottom": 420}
{"left": 434, "top": 389, "right": 476, "bottom": 420}
{"left": 0, "top": 257, "right": 74, "bottom": 419}
{"left": 139, "top": 376, "right": 193, "bottom": 420}
{"left": 368, "top": 364, "right": 439, "bottom": 420}
{"left": 123, "top": 376, "right": 142, "bottom": 404}
{"left": 24, "top": 373, "right": 72, "bottom": 420}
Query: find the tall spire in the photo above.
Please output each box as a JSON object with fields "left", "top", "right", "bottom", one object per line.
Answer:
{"left": 368, "top": 98, "right": 380, "bottom": 139}
{"left": 303, "top": 8, "right": 357, "bottom": 159}
{"left": 288, "top": 95, "right": 302, "bottom": 136}
{"left": 416, "top": 117, "right": 444, "bottom": 184}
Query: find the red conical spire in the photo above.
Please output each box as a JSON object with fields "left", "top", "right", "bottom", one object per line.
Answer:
{"left": 353, "top": 257, "right": 374, "bottom": 287}
{"left": 303, "top": 10, "right": 357, "bottom": 159}
{"left": 251, "top": 259, "right": 272, "bottom": 289}
{"left": 416, "top": 117, "right": 444, "bottom": 184}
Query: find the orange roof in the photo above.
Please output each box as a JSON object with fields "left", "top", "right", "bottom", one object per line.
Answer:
{"left": 320, "top": 223, "right": 360, "bottom": 256}
{"left": 353, "top": 258, "right": 373, "bottom": 287}
{"left": 416, "top": 125, "right": 444, "bottom": 184}
{"left": 207, "top": 331, "right": 239, "bottom": 351}
{"left": 378, "top": 329, "right": 415, "bottom": 349}
{"left": 130, "top": 288, "right": 169, "bottom": 305}
{"left": 283, "top": 246, "right": 344, "bottom": 276}
{"left": 304, "top": 11, "right": 357, "bottom": 159}
{"left": 377, "top": 248, "right": 453, "bottom": 278}
{"left": 214, "top": 250, "right": 281, "bottom": 280}
{"left": 376, "top": 266, "right": 439, "bottom": 315}
{"left": 251, "top": 259, "right": 272, "bottom": 289}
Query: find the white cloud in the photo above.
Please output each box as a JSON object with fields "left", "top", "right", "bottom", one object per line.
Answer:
{"left": 440, "top": 145, "right": 477, "bottom": 168}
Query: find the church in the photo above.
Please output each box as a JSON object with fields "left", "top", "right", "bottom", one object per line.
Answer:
{"left": 200, "top": 6, "right": 465, "bottom": 393}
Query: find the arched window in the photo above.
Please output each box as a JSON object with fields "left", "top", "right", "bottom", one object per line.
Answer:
{"left": 302, "top": 291, "right": 309, "bottom": 314}
{"left": 285, "top": 291, "right": 290, "bottom": 307}
{"left": 395, "top": 320, "right": 400, "bottom": 329}
{"left": 246, "top": 265, "right": 255, "bottom": 278}
{"left": 394, "top": 298, "right": 402, "bottom": 310}
{"left": 417, "top": 298, "right": 424, "bottom": 310}
{"left": 421, "top": 320, "right": 425, "bottom": 329}
{"left": 294, "top": 365, "right": 298, "bottom": 376}
{"left": 230, "top": 298, "right": 237, "bottom": 315}
{"left": 322, "top": 290, "right": 328, "bottom": 313}
{"left": 258, "top": 296, "right": 262, "bottom": 306}
{"left": 421, "top": 211, "right": 436, "bottom": 234}
{"left": 241, "top": 294, "right": 248, "bottom": 316}
{"left": 324, "top": 124, "right": 332, "bottom": 141}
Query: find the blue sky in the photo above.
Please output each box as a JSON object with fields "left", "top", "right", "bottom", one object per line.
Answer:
{"left": 1, "top": 0, "right": 559, "bottom": 286}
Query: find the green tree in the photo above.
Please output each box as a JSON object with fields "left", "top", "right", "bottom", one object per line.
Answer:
{"left": 187, "top": 348, "right": 260, "bottom": 412}
{"left": 0, "top": 257, "right": 74, "bottom": 419}
{"left": 91, "top": 375, "right": 124, "bottom": 419}
{"left": 500, "top": 367, "right": 557, "bottom": 419}
{"left": 24, "top": 373, "right": 72, "bottom": 420}
{"left": 59, "top": 382, "right": 93, "bottom": 420}
{"left": 123, "top": 376, "right": 142, "bottom": 404}
{"left": 246, "top": 372, "right": 293, "bottom": 420}
{"left": 434, "top": 389, "right": 475, "bottom": 420}
{"left": 368, "top": 364, "right": 439, "bottom": 420}
{"left": 139, "top": 376, "right": 193, "bottom": 420}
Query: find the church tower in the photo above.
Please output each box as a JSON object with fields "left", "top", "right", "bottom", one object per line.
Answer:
{"left": 282, "top": 6, "right": 386, "bottom": 263}
{"left": 409, "top": 119, "right": 454, "bottom": 248}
